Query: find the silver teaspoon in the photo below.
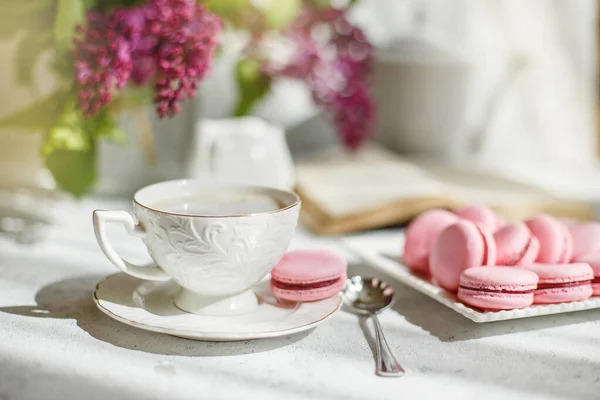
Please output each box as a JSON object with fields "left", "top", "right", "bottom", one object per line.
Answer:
{"left": 342, "top": 276, "right": 405, "bottom": 377}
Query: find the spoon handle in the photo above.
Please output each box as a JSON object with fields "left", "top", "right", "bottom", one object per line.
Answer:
{"left": 372, "top": 313, "right": 404, "bottom": 377}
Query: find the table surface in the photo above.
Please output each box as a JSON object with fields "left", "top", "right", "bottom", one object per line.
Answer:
{"left": 1, "top": 197, "right": 599, "bottom": 400}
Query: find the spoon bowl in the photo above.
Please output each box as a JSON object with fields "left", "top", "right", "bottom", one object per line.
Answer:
{"left": 342, "top": 275, "right": 404, "bottom": 377}
{"left": 343, "top": 276, "right": 395, "bottom": 314}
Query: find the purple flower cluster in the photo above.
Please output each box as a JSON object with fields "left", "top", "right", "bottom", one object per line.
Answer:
{"left": 265, "top": 9, "right": 374, "bottom": 149}
{"left": 74, "top": 0, "right": 221, "bottom": 118}
{"left": 74, "top": 12, "right": 132, "bottom": 117}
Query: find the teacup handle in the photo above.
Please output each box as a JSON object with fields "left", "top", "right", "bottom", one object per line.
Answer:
{"left": 93, "top": 210, "right": 170, "bottom": 281}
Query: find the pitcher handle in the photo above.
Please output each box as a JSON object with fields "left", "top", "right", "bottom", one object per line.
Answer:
{"left": 93, "top": 210, "right": 170, "bottom": 281}
{"left": 197, "top": 120, "right": 221, "bottom": 173}
{"left": 196, "top": 117, "right": 265, "bottom": 174}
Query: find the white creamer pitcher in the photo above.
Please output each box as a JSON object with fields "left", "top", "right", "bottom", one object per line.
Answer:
{"left": 189, "top": 117, "right": 296, "bottom": 191}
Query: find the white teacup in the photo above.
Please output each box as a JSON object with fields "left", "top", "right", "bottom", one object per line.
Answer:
{"left": 93, "top": 180, "right": 300, "bottom": 316}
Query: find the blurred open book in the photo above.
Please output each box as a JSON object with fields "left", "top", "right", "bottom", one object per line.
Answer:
{"left": 295, "top": 145, "right": 593, "bottom": 235}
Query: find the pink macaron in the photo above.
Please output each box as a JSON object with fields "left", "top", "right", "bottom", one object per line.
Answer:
{"left": 525, "top": 214, "right": 572, "bottom": 264}
{"left": 559, "top": 218, "right": 580, "bottom": 228}
{"left": 493, "top": 222, "right": 539, "bottom": 267}
{"left": 270, "top": 249, "right": 347, "bottom": 302}
{"left": 524, "top": 263, "right": 593, "bottom": 304}
{"left": 455, "top": 204, "right": 502, "bottom": 232}
{"left": 403, "top": 209, "right": 459, "bottom": 274}
{"left": 568, "top": 221, "right": 600, "bottom": 261}
{"left": 429, "top": 220, "right": 497, "bottom": 292}
{"left": 573, "top": 253, "right": 600, "bottom": 296}
{"left": 457, "top": 266, "right": 538, "bottom": 310}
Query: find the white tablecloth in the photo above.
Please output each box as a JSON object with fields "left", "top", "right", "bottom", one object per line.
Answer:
{"left": 1, "top": 198, "right": 599, "bottom": 400}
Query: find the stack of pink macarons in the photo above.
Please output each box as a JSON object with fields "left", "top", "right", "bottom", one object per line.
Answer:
{"left": 403, "top": 205, "right": 600, "bottom": 310}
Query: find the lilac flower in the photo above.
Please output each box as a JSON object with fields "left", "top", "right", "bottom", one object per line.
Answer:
{"left": 332, "top": 83, "right": 373, "bottom": 150}
{"left": 73, "top": 0, "right": 221, "bottom": 118}
{"left": 131, "top": 56, "right": 156, "bottom": 85}
{"left": 148, "top": 0, "right": 221, "bottom": 117}
{"left": 73, "top": 11, "right": 134, "bottom": 116}
{"left": 264, "top": 8, "right": 374, "bottom": 149}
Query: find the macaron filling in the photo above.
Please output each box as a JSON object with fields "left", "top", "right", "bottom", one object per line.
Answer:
{"left": 271, "top": 277, "right": 344, "bottom": 291}
{"left": 458, "top": 285, "right": 534, "bottom": 295}
{"left": 537, "top": 280, "right": 591, "bottom": 290}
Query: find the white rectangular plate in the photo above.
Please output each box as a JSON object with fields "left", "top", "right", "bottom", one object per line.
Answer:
{"left": 344, "top": 239, "right": 600, "bottom": 323}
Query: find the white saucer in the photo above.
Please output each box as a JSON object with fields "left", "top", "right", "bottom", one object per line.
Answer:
{"left": 94, "top": 273, "right": 342, "bottom": 341}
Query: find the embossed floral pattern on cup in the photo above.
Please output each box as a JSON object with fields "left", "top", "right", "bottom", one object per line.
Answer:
{"left": 135, "top": 202, "right": 299, "bottom": 295}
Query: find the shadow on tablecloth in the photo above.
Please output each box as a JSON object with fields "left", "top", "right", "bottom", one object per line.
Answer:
{"left": 0, "top": 275, "right": 312, "bottom": 356}
{"left": 345, "top": 262, "right": 600, "bottom": 400}
{"left": 347, "top": 262, "right": 600, "bottom": 342}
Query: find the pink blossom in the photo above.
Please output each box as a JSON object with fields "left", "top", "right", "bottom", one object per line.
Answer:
{"left": 148, "top": 0, "right": 222, "bottom": 117}
{"left": 73, "top": 11, "right": 133, "bottom": 116}
{"left": 131, "top": 56, "right": 156, "bottom": 85}
{"left": 73, "top": 0, "right": 221, "bottom": 118}
{"left": 332, "top": 84, "right": 373, "bottom": 150}
{"left": 264, "top": 8, "right": 374, "bottom": 149}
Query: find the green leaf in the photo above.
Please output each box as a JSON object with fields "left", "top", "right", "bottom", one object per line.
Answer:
{"left": 41, "top": 125, "right": 90, "bottom": 156}
{"left": 41, "top": 103, "right": 127, "bottom": 156}
{"left": 263, "top": 0, "right": 301, "bottom": 30}
{"left": 87, "top": 109, "right": 128, "bottom": 144}
{"left": 40, "top": 101, "right": 128, "bottom": 197}
{"left": 305, "top": 0, "right": 330, "bottom": 8}
{"left": 204, "top": 0, "right": 254, "bottom": 28}
{"left": 205, "top": 0, "right": 249, "bottom": 17}
{"left": 234, "top": 58, "right": 271, "bottom": 117}
{"left": 104, "top": 0, "right": 146, "bottom": 7}
{"left": 306, "top": 0, "right": 357, "bottom": 8}
{"left": 40, "top": 102, "right": 100, "bottom": 197}
{"left": 41, "top": 102, "right": 90, "bottom": 156}
{"left": 0, "top": 89, "right": 72, "bottom": 134}
{"left": 109, "top": 87, "right": 153, "bottom": 112}
{"left": 46, "top": 147, "right": 96, "bottom": 197}
{"left": 15, "top": 31, "right": 53, "bottom": 87}
{"left": 54, "top": 0, "right": 85, "bottom": 54}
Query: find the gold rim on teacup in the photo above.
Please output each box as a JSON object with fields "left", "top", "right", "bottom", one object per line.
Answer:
{"left": 132, "top": 179, "right": 300, "bottom": 218}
